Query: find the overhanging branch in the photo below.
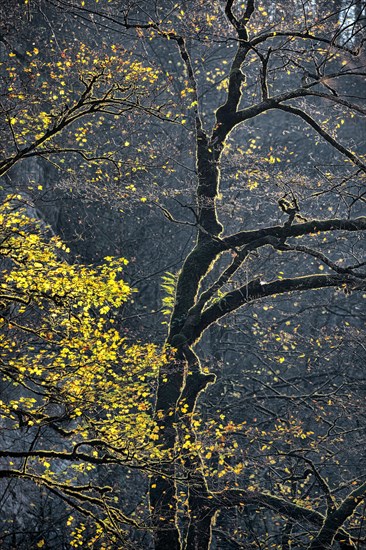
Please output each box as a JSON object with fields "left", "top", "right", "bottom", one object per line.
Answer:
{"left": 213, "top": 489, "right": 358, "bottom": 549}
{"left": 191, "top": 274, "right": 364, "bottom": 343}
{"left": 276, "top": 104, "right": 366, "bottom": 174}
{"left": 224, "top": 217, "right": 366, "bottom": 249}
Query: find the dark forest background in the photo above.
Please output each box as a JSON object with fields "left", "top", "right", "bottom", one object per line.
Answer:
{"left": 0, "top": 1, "right": 365, "bottom": 549}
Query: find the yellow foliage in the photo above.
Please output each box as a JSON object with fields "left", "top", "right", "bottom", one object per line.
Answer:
{"left": 0, "top": 196, "right": 167, "bottom": 466}
{"left": 2, "top": 41, "right": 162, "bottom": 185}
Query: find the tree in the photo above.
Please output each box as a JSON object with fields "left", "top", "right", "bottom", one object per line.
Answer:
{"left": 1, "top": 1, "right": 366, "bottom": 549}
{"left": 0, "top": 25, "right": 166, "bottom": 180}
{"left": 0, "top": 195, "right": 168, "bottom": 547}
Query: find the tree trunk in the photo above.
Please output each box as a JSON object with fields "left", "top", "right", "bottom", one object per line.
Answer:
{"left": 150, "top": 355, "right": 185, "bottom": 550}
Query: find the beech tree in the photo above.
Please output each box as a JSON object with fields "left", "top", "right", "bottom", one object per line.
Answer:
{"left": 0, "top": 195, "right": 170, "bottom": 547}
{"left": 1, "top": 1, "right": 366, "bottom": 549}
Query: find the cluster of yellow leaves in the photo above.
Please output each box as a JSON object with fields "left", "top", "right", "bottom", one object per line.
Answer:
{"left": 174, "top": 409, "right": 247, "bottom": 480}
{"left": 3, "top": 42, "right": 160, "bottom": 153}
{"left": 67, "top": 516, "right": 119, "bottom": 550}
{"left": 0, "top": 196, "right": 167, "bottom": 462}
{"left": 191, "top": 409, "right": 316, "bottom": 485}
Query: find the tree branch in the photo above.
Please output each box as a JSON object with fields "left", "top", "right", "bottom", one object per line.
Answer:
{"left": 276, "top": 243, "right": 366, "bottom": 279}
{"left": 191, "top": 274, "right": 365, "bottom": 343}
{"left": 276, "top": 104, "right": 366, "bottom": 174}
{"left": 251, "top": 30, "right": 364, "bottom": 56}
{"left": 308, "top": 481, "right": 366, "bottom": 549}
{"left": 225, "top": 216, "right": 366, "bottom": 249}
{"left": 301, "top": 90, "right": 366, "bottom": 117}
{"left": 214, "top": 489, "right": 357, "bottom": 549}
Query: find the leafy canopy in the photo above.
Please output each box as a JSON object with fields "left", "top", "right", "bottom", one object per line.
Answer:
{"left": 0, "top": 195, "right": 167, "bottom": 464}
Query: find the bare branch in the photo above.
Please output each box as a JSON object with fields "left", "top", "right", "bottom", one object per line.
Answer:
{"left": 276, "top": 104, "right": 366, "bottom": 174}
{"left": 225, "top": 217, "right": 366, "bottom": 249}
{"left": 308, "top": 481, "right": 366, "bottom": 549}
{"left": 224, "top": 0, "right": 239, "bottom": 30}
{"left": 276, "top": 243, "right": 366, "bottom": 279}
{"left": 191, "top": 274, "right": 365, "bottom": 343}
{"left": 214, "top": 489, "right": 357, "bottom": 549}
{"left": 251, "top": 31, "right": 365, "bottom": 56}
